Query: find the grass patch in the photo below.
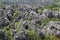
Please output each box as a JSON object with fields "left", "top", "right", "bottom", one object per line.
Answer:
{"left": 3, "top": 26, "right": 11, "bottom": 40}
{"left": 27, "top": 30, "right": 41, "bottom": 40}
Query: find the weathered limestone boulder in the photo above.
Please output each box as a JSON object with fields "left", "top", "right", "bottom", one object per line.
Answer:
{"left": 21, "top": 21, "right": 40, "bottom": 31}
{"left": 6, "top": 10, "right": 13, "bottom": 20}
{"left": 13, "top": 30, "right": 28, "bottom": 40}
{"left": 42, "top": 21, "right": 60, "bottom": 37}
{"left": 42, "top": 9, "right": 54, "bottom": 18}
{"left": 0, "top": 17, "right": 10, "bottom": 27}
{"left": 53, "top": 11, "right": 60, "bottom": 18}
{"left": 40, "top": 13, "right": 47, "bottom": 19}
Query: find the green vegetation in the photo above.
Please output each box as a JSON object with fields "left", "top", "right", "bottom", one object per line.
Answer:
{"left": 3, "top": 26, "right": 11, "bottom": 40}
{"left": 26, "top": 30, "right": 60, "bottom": 40}
{"left": 15, "top": 21, "right": 22, "bottom": 32}
{"left": 27, "top": 30, "right": 41, "bottom": 40}
{"left": 13, "top": 11, "right": 20, "bottom": 17}
{"left": 44, "top": 33, "right": 60, "bottom": 40}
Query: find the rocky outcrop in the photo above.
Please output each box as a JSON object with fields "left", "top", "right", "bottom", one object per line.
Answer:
{"left": 0, "top": 4, "right": 60, "bottom": 40}
{"left": 42, "top": 21, "right": 60, "bottom": 37}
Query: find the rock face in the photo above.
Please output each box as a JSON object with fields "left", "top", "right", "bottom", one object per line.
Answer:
{"left": 42, "top": 21, "right": 60, "bottom": 37}
{"left": 0, "top": 29, "right": 7, "bottom": 40}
